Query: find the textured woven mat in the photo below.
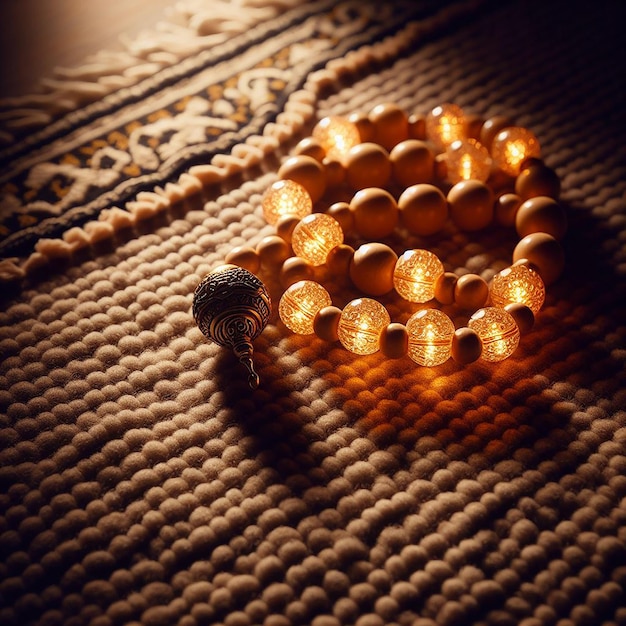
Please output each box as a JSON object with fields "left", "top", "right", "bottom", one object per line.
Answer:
{"left": 1, "top": 1, "right": 626, "bottom": 625}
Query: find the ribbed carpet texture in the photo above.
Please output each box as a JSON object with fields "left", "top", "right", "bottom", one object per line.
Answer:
{"left": 1, "top": 1, "right": 625, "bottom": 625}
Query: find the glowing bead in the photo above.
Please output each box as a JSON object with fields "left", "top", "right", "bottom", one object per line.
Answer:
{"left": 393, "top": 249, "right": 444, "bottom": 303}
{"left": 338, "top": 298, "right": 390, "bottom": 355}
{"left": 291, "top": 213, "right": 344, "bottom": 266}
{"left": 491, "top": 127, "right": 541, "bottom": 177}
{"left": 513, "top": 232, "right": 564, "bottom": 286}
{"left": 398, "top": 183, "right": 448, "bottom": 236}
{"left": 262, "top": 179, "right": 313, "bottom": 225}
{"left": 278, "top": 155, "right": 327, "bottom": 203}
{"left": 349, "top": 187, "right": 398, "bottom": 239}
{"left": 490, "top": 264, "right": 545, "bottom": 314}
{"left": 445, "top": 139, "right": 492, "bottom": 184}
{"left": 426, "top": 103, "right": 467, "bottom": 152}
{"left": 468, "top": 307, "right": 520, "bottom": 362}
{"left": 312, "top": 116, "right": 361, "bottom": 162}
{"left": 406, "top": 309, "right": 455, "bottom": 366}
{"left": 279, "top": 280, "right": 332, "bottom": 335}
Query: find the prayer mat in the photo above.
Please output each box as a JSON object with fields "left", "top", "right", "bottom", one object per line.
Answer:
{"left": 1, "top": 1, "right": 625, "bottom": 625}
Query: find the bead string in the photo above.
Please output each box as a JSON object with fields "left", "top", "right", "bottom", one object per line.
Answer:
{"left": 224, "top": 102, "right": 567, "bottom": 366}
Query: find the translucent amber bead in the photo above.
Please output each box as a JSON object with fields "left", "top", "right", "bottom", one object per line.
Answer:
{"left": 406, "top": 309, "right": 455, "bottom": 366}
{"left": 349, "top": 187, "right": 398, "bottom": 239}
{"left": 468, "top": 307, "right": 520, "bottom": 362}
{"left": 490, "top": 264, "right": 545, "bottom": 314}
{"left": 491, "top": 127, "right": 541, "bottom": 177}
{"left": 398, "top": 183, "right": 448, "bottom": 236}
{"left": 312, "top": 116, "right": 361, "bottom": 162}
{"left": 278, "top": 155, "right": 327, "bottom": 203}
{"left": 345, "top": 142, "right": 392, "bottom": 190}
{"left": 445, "top": 139, "right": 492, "bottom": 184}
{"left": 338, "top": 298, "right": 390, "bottom": 355}
{"left": 393, "top": 249, "right": 444, "bottom": 303}
{"left": 513, "top": 232, "right": 564, "bottom": 286}
{"left": 262, "top": 179, "right": 313, "bottom": 225}
{"left": 279, "top": 280, "right": 332, "bottom": 335}
{"left": 425, "top": 103, "right": 467, "bottom": 151}
{"left": 291, "top": 213, "right": 344, "bottom": 266}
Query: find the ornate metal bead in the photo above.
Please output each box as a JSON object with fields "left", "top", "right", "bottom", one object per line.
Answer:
{"left": 193, "top": 264, "right": 271, "bottom": 389}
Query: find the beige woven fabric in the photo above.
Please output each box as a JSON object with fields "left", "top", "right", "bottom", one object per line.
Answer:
{"left": 1, "top": 1, "right": 625, "bottom": 625}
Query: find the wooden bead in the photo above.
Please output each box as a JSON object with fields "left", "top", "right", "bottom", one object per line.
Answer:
{"left": 348, "top": 111, "right": 375, "bottom": 142}
{"left": 398, "top": 183, "right": 448, "bottom": 236}
{"left": 350, "top": 187, "right": 398, "bottom": 239}
{"left": 480, "top": 115, "right": 512, "bottom": 149}
{"left": 451, "top": 327, "right": 482, "bottom": 364}
{"left": 380, "top": 323, "right": 409, "bottom": 358}
{"left": 314, "top": 306, "right": 342, "bottom": 342}
{"left": 465, "top": 113, "right": 484, "bottom": 140}
{"left": 326, "top": 243, "right": 355, "bottom": 276}
{"left": 390, "top": 140, "right": 435, "bottom": 187}
{"left": 327, "top": 201, "right": 353, "bottom": 232}
{"left": 495, "top": 193, "right": 522, "bottom": 227}
{"left": 434, "top": 153, "right": 448, "bottom": 181}
{"left": 434, "top": 271, "right": 458, "bottom": 305}
{"left": 280, "top": 256, "right": 315, "bottom": 287}
{"left": 369, "top": 102, "right": 409, "bottom": 150}
{"left": 504, "top": 302, "right": 535, "bottom": 335}
{"left": 408, "top": 113, "right": 427, "bottom": 140}
{"left": 257, "top": 235, "right": 291, "bottom": 265}
{"left": 293, "top": 137, "right": 325, "bottom": 162}
{"left": 447, "top": 180, "right": 494, "bottom": 231}
{"left": 276, "top": 215, "right": 301, "bottom": 243}
{"left": 225, "top": 245, "right": 261, "bottom": 274}
{"left": 513, "top": 232, "right": 564, "bottom": 286}
{"left": 278, "top": 155, "right": 326, "bottom": 203}
{"left": 515, "top": 196, "right": 567, "bottom": 240}
{"left": 349, "top": 242, "right": 398, "bottom": 296}
{"left": 345, "top": 142, "right": 392, "bottom": 190}
{"left": 323, "top": 158, "right": 346, "bottom": 187}
{"left": 515, "top": 162, "right": 561, "bottom": 200}
{"left": 454, "top": 273, "right": 489, "bottom": 310}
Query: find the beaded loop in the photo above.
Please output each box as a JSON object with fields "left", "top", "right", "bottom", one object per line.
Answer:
{"left": 217, "top": 102, "right": 566, "bottom": 371}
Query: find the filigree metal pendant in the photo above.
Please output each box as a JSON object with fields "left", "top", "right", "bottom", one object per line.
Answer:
{"left": 193, "top": 264, "right": 271, "bottom": 389}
